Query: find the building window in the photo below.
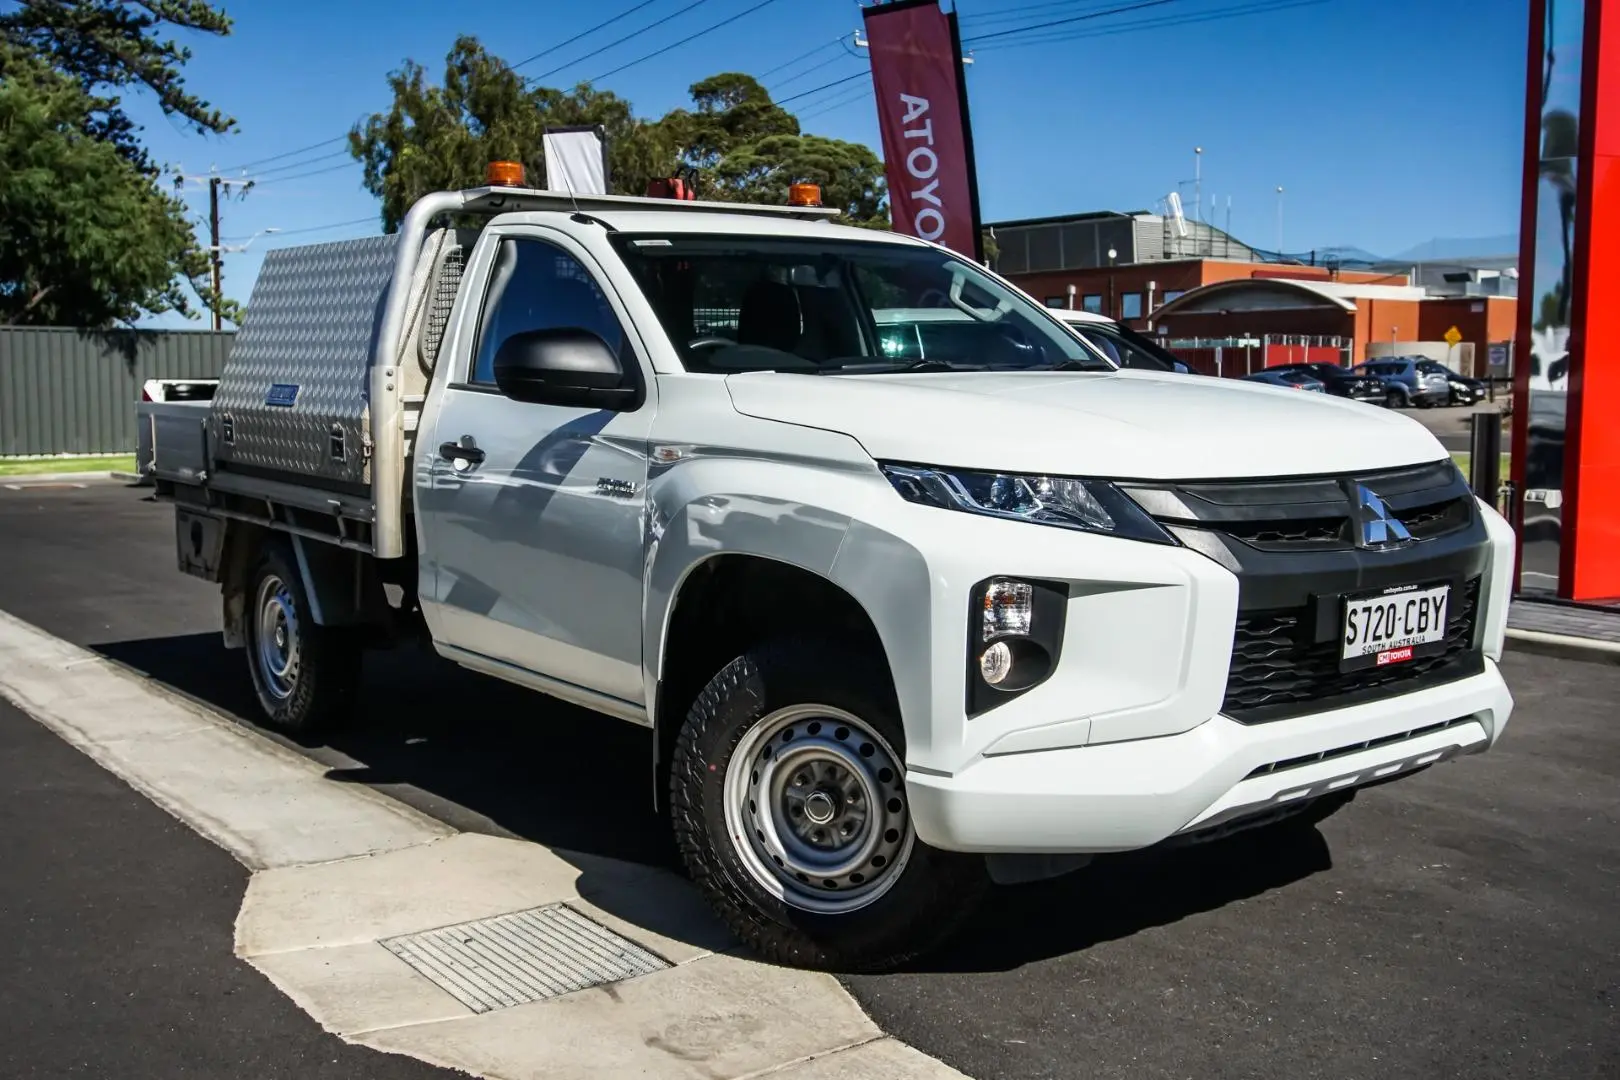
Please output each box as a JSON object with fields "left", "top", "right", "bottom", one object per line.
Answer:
{"left": 1163, "top": 289, "right": 1185, "bottom": 304}
{"left": 1044, "top": 296, "right": 1066, "bottom": 308}
{"left": 1121, "top": 292, "right": 1143, "bottom": 320}
{"left": 1082, "top": 294, "right": 1103, "bottom": 314}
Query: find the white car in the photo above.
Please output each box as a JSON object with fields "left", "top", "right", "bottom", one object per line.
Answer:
{"left": 140, "top": 170, "right": 1515, "bottom": 972}
{"left": 1052, "top": 307, "right": 1199, "bottom": 374}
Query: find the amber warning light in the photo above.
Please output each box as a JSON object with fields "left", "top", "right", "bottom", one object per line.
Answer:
{"left": 486, "top": 161, "right": 526, "bottom": 187}
{"left": 788, "top": 183, "right": 822, "bottom": 207}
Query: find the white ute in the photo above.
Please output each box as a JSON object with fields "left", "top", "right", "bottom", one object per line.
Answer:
{"left": 139, "top": 165, "right": 1515, "bottom": 971}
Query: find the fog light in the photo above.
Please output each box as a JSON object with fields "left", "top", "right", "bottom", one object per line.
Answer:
{"left": 979, "top": 641, "right": 1013, "bottom": 685}
{"left": 982, "top": 579, "right": 1033, "bottom": 641}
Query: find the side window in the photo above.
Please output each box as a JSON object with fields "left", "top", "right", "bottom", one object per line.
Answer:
{"left": 469, "top": 238, "right": 627, "bottom": 386}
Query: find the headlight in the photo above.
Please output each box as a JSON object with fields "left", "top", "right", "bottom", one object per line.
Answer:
{"left": 880, "top": 463, "right": 1175, "bottom": 544}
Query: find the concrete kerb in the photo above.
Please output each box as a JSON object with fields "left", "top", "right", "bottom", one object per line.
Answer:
{"left": 0, "top": 606, "right": 969, "bottom": 1080}
{"left": 1504, "top": 627, "right": 1620, "bottom": 666}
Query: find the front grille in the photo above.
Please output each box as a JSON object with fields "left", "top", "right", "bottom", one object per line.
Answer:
{"left": 1220, "top": 516, "right": 1347, "bottom": 547}
{"left": 1222, "top": 577, "right": 1483, "bottom": 723}
{"left": 1128, "top": 460, "right": 1474, "bottom": 552}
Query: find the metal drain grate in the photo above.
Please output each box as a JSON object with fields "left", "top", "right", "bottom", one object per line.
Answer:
{"left": 380, "top": 903, "right": 671, "bottom": 1013}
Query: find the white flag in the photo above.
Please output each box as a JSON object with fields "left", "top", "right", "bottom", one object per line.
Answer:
{"left": 542, "top": 127, "right": 607, "bottom": 195}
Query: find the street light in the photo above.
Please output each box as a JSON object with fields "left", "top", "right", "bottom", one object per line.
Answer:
{"left": 208, "top": 227, "right": 281, "bottom": 254}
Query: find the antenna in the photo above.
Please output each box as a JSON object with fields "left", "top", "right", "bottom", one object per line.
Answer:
{"left": 1167, "top": 191, "right": 1189, "bottom": 238}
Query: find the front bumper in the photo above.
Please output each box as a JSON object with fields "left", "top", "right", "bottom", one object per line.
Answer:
{"left": 906, "top": 660, "right": 1510, "bottom": 853}
{"left": 829, "top": 459, "right": 1516, "bottom": 858}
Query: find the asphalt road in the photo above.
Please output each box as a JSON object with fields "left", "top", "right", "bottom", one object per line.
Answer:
{"left": 1, "top": 479, "right": 1615, "bottom": 1080}
{"left": 0, "top": 699, "right": 464, "bottom": 1080}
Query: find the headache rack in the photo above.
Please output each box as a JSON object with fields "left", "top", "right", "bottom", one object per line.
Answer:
{"left": 142, "top": 181, "right": 840, "bottom": 558}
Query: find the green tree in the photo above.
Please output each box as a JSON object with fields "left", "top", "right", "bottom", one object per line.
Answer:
{"left": 707, "top": 132, "right": 887, "bottom": 225}
{"left": 350, "top": 49, "right": 890, "bottom": 228}
{"left": 349, "top": 36, "right": 681, "bottom": 231}
{"left": 666, "top": 72, "right": 800, "bottom": 173}
{"left": 0, "top": 1, "right": 235, "bottom": 327}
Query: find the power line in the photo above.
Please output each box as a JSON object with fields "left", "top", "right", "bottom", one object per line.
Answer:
{"left": 795, "top": 82, "right": 873, "bottom": 121}
{"left": 961, "top": 0, "right": 1186, "bottom": 44}
{"left": 251, "top": 149, "right": 350, "bottom": 178}
{"left": 756, "top": 37, "right": 845, "bottom": 80}
{"left": 775, "top": 70, "right": 866, "bottom": 106}
{"left": 266, "top": 215, "right": 379, "bottom": 238}
{"left": 528, "top": 0, "right": 716, "bottom": 83}
{"left": 766, "top": 50, "right": 853, "bottom": 92}
{"left": 253, "top": 161, "right": 358, "bottom": 187}
{"left": 509, "top": 0, "right": 664, "bottom": 70}
{"left": 972, "top": 0, "right": 1328, "bottom": 50}
{"left": 219, "top": 135, "right": 347, "bottom": 174}
{"left": 959, "top": 0, "right": 1162, "bottom": 30}
{"left": 591, "top": 0, "right": 790, "bottom": 82}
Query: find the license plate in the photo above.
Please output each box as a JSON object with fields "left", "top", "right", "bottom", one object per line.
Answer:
{"left": 1341, "top": 582, "right": 1450, "bottom": 668}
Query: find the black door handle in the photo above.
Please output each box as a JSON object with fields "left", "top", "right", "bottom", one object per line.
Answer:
{"left": 438, "top": 441, "right": 485, "bottom": 465}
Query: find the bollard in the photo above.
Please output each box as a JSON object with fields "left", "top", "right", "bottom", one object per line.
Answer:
{"left": 1468, "top": 410, "right": 1501, "bottom": 506}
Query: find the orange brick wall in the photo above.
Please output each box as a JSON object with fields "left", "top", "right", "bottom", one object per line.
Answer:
{"left": 1418, "top": 297, "right": 1520, "bottom": 375}
{"left": 1007, "top": 258, "right": 1410, "bottom": 329}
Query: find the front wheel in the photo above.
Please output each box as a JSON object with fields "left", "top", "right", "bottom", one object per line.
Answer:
{"left": 670, "top": 640, "right": 988, "bottom": 972}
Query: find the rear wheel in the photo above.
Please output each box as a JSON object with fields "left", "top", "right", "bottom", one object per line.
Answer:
{"left": 670, "top": 640, "right": 988, "bottom": 972}
{"left": 1384, "top": 387, "right": 1407, "bottom": 408}
{"left": 243, "top": 543, "right": 361, "bottom": 734}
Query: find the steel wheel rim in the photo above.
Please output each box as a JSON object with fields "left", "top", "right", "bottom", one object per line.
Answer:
{"left": 723, "top": 704, "right": 914, "bottom": 915}
{"left": 254, "top": 574, "right": 301, "bottom": 700}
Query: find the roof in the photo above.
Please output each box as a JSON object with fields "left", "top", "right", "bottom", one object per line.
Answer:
{"left": 1151, "top": 276, "right": 1427, "bottom": 319}
{"left": 1050, "top": 308, "right": 1117, "bottom": 325}
{"left": 984, "top": 209, "right": 1154, "bottom": 229}
{"left": 486, "top": 207, "right": 920, "bottom": 244}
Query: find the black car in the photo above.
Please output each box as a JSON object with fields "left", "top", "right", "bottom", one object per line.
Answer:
{"left": 1268, "top": 362, "right": 1386, "bottom": 403}
{"left": 1415, "top": 359, "right": 1487, "bottom": 405}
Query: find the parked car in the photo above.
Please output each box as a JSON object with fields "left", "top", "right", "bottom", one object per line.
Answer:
{"left": 1415, "top": 359, "right": 1487, "bottom": 405}
{"left": 137, "top": 165, "right": 1516, "bottom": 972}
{"left": 1354, "top": 358, "right": 1450, "bottom": 408}
{"left": 1266, "top": 362, "right": 1385, "bottom": 403}
{"left": 1244, "top": 368, "right": 1326, "bottom": 392}
{"left": 1052, "top": 309, "right": 1199, "bottom": 373}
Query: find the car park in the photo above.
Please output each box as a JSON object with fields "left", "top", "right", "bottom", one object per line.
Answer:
{"left": 136, "top": 165, "right": 1517, "bottom": 972}
{"left": 1244, "top": 368, "right": 1326, "bottom": 392}
{"left": 1265, "top": 362, "right": 1386, "bottom": 403}
{"left": 1051, "top": 308, "right": 1199, "bottom": 374}
{"left": 1354, "top": 357, "right": 1450, "bottom": 408}
{"left": 1415, "top": 359, "right": 1488, "bottom": 405}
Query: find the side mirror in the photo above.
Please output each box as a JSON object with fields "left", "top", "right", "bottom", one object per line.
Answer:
{"left": 492, "top": 328, "right": 639, "bottom": 410}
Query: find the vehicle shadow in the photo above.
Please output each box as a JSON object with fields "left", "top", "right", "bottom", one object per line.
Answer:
{"left": 92, "top": 633, "right": 676, "bottom": 870}
{"left": 893, "top": 825, "right": 1333, "bottom": 975}
{"left": 93, "top": 631, "right": 1334, "bottom": 971}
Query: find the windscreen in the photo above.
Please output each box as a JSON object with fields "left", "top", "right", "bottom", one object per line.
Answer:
{"left": 609, "top": 234, "right": 1114, "bottom": 375}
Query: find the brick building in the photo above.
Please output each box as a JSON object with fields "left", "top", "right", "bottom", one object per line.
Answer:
{"left": 989, "top": 210, "right": 1519, "bottom": 373}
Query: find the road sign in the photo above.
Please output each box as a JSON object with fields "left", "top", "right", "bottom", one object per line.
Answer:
{"left": 1443, "top": 325, "right": 1463, "bottom": 347}
{"left": 1488, "top": 342, "right": 1510, "bottom": 370}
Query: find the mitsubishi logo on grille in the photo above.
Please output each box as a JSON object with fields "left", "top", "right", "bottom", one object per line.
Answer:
{"left": 1353, "top": 484, "right": 1412, "bottom": 548}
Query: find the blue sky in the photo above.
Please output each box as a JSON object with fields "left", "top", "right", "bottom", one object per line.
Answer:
{"left": 127, "top": 0, "right": 1532, "bottom": 327}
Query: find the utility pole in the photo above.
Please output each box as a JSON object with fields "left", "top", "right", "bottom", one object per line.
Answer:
{"left": 1193, "top": 146, "right": 1202, "bottom": 224}
{"left": 1274, "top": 185, "right": 1284, "bottom": 256}
{"left": 208, "top": 176, "right": 223, "bottom": 331}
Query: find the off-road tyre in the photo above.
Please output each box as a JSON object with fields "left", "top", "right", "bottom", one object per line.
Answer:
{"left": 243, "top": 542, "right": 361, "bottom": 735}
{"left": 670, "top": 639, "right": 989, "bottom": 973}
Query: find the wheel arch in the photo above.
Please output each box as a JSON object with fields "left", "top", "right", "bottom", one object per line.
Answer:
{"left": 648, "top": 550, "right": 897, "bottom": 811}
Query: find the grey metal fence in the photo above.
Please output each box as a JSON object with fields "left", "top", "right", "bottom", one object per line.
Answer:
{"left": 0, "top": 327, "right": 234, "bottom": 457}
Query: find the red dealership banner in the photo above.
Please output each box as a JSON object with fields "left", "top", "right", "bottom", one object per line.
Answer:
{"left": 863, "top": 0, "right": 983, "bottom": 260}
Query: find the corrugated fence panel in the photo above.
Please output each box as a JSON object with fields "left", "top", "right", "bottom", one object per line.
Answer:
{"left": 0, "top": 327, "right": 234, "bottom": 456}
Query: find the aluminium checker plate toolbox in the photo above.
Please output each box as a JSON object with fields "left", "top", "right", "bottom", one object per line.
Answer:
{"left": 209, "top": 234, "right": 401, "bottom": 489}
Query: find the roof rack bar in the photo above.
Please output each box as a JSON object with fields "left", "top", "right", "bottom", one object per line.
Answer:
{"left": 458, "top": 185, "right": 841, "bottom": 222}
